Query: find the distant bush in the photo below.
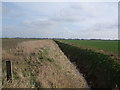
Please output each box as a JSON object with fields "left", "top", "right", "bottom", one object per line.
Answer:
{"left": 55, "top": 40, "right": 120, "bottom": 88}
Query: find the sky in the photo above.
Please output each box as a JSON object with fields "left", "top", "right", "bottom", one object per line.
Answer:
{"left": 2, "top": 2, "right": 118, "bottom": 39}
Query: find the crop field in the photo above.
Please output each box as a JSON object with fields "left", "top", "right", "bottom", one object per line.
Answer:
{"left": 60, "top": 40, "right": 119, "bottom": 57}
{"left": 2, "top": 38, "right": 37, "bottom": 49}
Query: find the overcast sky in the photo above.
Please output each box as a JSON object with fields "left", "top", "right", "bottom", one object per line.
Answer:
{"left": 2, "top": 2, "right": 118, "bottom": 39}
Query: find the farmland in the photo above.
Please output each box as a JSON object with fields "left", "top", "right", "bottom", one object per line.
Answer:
{"left": 60, "top": 40, "right": 119, "bottom": 58}
{"left": 2, "top": 38, "right": 37, "bottom": 49}
{"left": 2, "top": 38, "right": 120, "bottom": 89}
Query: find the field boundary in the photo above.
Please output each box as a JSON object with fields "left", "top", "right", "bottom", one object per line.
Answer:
{"left": 55, "top": 40, "right": 120, "bottom": 88}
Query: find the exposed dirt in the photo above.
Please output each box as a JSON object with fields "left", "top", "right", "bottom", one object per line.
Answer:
{"left": 2, "top": 40, "right": 89, "bottom": 88}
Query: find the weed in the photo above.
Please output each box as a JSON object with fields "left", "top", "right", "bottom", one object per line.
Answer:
{"left": 47, "top": 58, "right": 54, "bottom": 62}
{"left": 13, "top": 72, "right": 19, "bottom": 80}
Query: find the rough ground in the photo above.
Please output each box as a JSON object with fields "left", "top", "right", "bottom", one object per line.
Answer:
{"left": 2, "top": 40, "right": 88, "bottom": 88}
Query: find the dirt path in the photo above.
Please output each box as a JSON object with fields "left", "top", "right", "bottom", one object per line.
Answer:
{"left": 2, "top": 40, "right": 89, "bottom": 88}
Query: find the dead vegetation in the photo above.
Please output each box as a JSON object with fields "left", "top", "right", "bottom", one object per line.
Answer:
{"left": 2, "top": 40, "right": 88, "bottom": 88}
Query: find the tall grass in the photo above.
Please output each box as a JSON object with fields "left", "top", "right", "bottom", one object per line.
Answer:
{"left": 55, "top": 40, "right": 120, "bottom": 88}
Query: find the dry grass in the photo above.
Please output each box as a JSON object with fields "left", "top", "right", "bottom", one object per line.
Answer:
{"left": 2, "top": 40, "right": 88, "bottom": 88}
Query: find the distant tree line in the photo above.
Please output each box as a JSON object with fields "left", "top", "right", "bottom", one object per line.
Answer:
{"left": 2, "top": 37, "right": 119, "bottom": 41}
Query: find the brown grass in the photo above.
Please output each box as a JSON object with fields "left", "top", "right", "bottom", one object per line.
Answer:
{"left": 2, "top": 39, "right": 88, "bottom": 88}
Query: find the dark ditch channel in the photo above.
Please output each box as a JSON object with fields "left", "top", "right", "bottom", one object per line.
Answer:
{"left": 55, "top": 40, "right": 120, "bottom": 90}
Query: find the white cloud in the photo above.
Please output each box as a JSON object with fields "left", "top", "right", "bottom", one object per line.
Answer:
{"left": 23, "top": 18, "right": 57, "bottom": 29}
{"left": 2, "top": 2, "right": 118, "bottom": 39}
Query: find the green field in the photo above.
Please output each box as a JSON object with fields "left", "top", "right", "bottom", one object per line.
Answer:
{"left": 60, "top": 40, "right": 119, "bottom": 55}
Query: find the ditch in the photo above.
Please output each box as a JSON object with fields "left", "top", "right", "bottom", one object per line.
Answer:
{"left": 55, "top": 40, "right": 120, "bottom": 89}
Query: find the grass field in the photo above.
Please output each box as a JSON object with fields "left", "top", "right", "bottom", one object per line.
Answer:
{"left": 60, "top": 40, "right": 119, "bottom": 57}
